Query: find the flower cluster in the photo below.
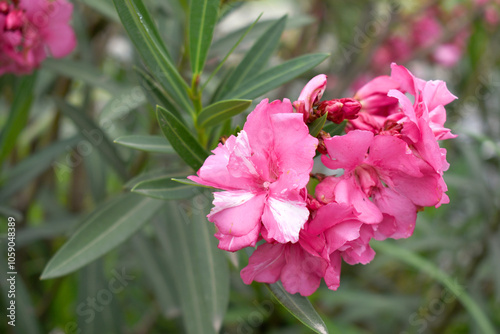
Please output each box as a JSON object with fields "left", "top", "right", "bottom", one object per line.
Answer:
{"left": 189, "top": 63, "right": 456, "bottom": 296}
{"left": 0, "top": 0, "right": 76, "bottom": 75}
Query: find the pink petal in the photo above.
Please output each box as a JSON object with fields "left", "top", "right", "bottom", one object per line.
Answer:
{"left": 334, "top": 178, "right": 383, "bottom": 225}
{"left": 281, "top": 244, "right": 327, "bottom": 296}
{"left": 321, "top": 130, "right": 374, "bottom": 171}
{"left": 215, "top": 223, "right": 261, "bottom": 252}
{"left": 295, "top": 74, "right": 327, "bottom": 114}
{"left": 240, "top": 243, "right": 287, "bottom": 284}
{"left": 208, "top": 191, "right": 265, "bottom": 237}
{"left": 262, "top": 195, "right": 309, "bottom": 244}
{"left": 324, "top": 252, "right": 342, "bottom": 291}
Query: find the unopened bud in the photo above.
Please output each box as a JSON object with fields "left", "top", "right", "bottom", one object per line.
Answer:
{"left": 318, "top": 98, "right": 361, "bottom": 124}
{"left": 0, "top": 2, "right": 9, "bottom": 14}
{"left": 5, "top": 9, "right": 24, "bottom": 30}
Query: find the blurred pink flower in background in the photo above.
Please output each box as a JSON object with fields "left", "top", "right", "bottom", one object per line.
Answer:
{"left": 0, "top": 0, "right": 76, "bottom": 75}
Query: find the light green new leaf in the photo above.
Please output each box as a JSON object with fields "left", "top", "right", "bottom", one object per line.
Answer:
{"left": 197, "top": 99, "right": 251, "bottom": 128}
{"left": 132, "top": 175, "right": 201, "bottom": 200}
{"left": 217, "top": 16, "right": 286, "bottom": 99}
{"left": 189, "top": 0, "right": 219, "bottom": 75}
{"left": 0, "top": 136, "right": 80, "bottom": 202}
{"left": 157, "top": 106, "right": 208, "bottom": 170}
{"left": 267, "top": 282, "right": 329, "bottom": 334}
{"left": 57, "top": 100, "right": 128, "bottom": 180}
{"left": 155, "top": 200, "right": 229, "bottom": 333}
{"left": 223, "top": 53, "right": 329, "bottom": 100}
{"left": 0, "top": 73, "right": 36, "bottom": 165}
{"left": 113, "top": 0, "right": 193, "bottom": 114}
{"left": 40, "top": 193, "right": 163, "bottom": 279}
{"left": 372, "top": 241, "right": 496, "bottom": 334}
{"left": 114, "top": 135, "right": 174, "bottom": 154}
{"left": 308, "top": 113, "right": 328, "bottom": 137}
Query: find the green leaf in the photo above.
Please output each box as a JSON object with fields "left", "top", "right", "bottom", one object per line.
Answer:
{"left": 197, "top": 99, "right": 251, "bottom": 128}
{"left": 323, "top": 121, "right": 347, "bottom": 136}
{"left": 217, "top": 16, "right": 286, "bottom": 99}
{"left": 267, "top": 282, "right": 329, "bottom": 334}
{"left": 172, "top": 177, "right": 213, "bottom": 188}
{"left": 134, "top": 66, "right": 182, "bottom": 120}
{"left": 57, "top": 100, "right": 128, "bottom": 180}
{"left": 189, "top": 0, "right": 219, "bottom": 75}
{"left": 308, "top": 113, "right": 328, "bottom": 137}
{"left": 154, "top": 200, "right": 229, "bottom": 333}
{"left": 0, "top": 136, "right": 80, "bottom": 202}
{"left": 372, "top": 241, "right": 496, "bottom": 334}
{"left": 40, "top": 193, "right": 163, "bottom": 279}
{"left": 113, "top": 0, "right": 193, "bottom": 114}
{"left": 156, "top": 106, "right": 208, "bottom": 170}
{"left": 0, "top": 73, "right": 36, "bottom": 165}
{"left": 114, "top": 135, "right": 174, "bottom": 154}
{"left": 132, "top": 233, "right": 179, "bottom": 317}
{"left": 132, "top": 175, "right": 201, "bottom": 200}
{"left": 222, "top": 53, "right": 329, "bottom": 100}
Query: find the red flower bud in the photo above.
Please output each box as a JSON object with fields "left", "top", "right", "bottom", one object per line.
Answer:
{"left": 318, "top": 98, "right": 362, "bottom": 124}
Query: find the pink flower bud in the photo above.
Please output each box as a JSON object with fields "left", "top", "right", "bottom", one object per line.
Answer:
{"left": 318, "top": 98, "right": 361, "bottom": 124}
{"left": 293, "top": 74, "right": 327, "bottom": 122}
{"left": 0, "top": 1, "right": 9, "bottom": 14}
{"left": 5, "top": 9, "right": 24, "bottom": 30}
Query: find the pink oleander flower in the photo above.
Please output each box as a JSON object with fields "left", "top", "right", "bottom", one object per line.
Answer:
{"left": 241, "top": 229, "right": 328, "bottom": 296}
{"left": 0, "top": 0, "right": 76, "bottom": 75}
{"left": 293, "top": 74, "right": 327, "bottom": 123}
{"left": 321, "top": 130, "right": 448, "bottom": 240}
{"left": 188, "top": 99, "right": 318, "bottom": 251}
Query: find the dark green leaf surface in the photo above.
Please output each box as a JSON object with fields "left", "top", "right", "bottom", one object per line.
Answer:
{"left": 132, "top": 175, "right": 201, "bottom": 200}
{"left": 189, "top": 0, "right": 219, "bottom": 75}
{"left": 197, "top": 99, "right": 251, "bottom": 127}
{"left": 323, "top": 121, "right": 347, "bottom": 136}
{"left": 308, "top": 113, "right": 328, "bottom": 137}
{"left": 0, "top": 73, "right": 36, "bottom": 165}
{"left": 40, "top": 193, "right": 163, "bottom": 279}
{"left": 222, "top": 53, "right": 329, "bottom": 100}
{"left": 113, "top": 0, "right": 193, "bottom": 114}
{"left": 156, "top": 106, "right": 208, "bottom": 170}
{"left": 114, "top": 135, "right": 174, "bottom": 154}
{"left": 267, "top": 282, "right": 329, "bottom": 334}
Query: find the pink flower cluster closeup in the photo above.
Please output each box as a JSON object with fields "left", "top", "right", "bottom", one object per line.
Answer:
{"left": 189, "top": 63, "right": 456, "bottom": 296}
{"left": 0, "top": 0, "right": 76, "bottom": 75}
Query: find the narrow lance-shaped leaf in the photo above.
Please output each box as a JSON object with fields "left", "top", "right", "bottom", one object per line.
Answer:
{"left": 323, "top": 121, "right": 347, "bottom": 137}
{"left": 40, "top": 193, "right": 163, "bottom": 279}
{"left": 134, "top": 66, "right": 182, "bottom": 120}
{"left": 216, "top": 16, "right": 286, "bottom": 99}
{"left": 223, "top": 53, "right": 330, "bottom": 100}
{"left": 154, "top": 200, "right": 229, "bottom": 334}
{"left": 57, "top": 99, "right": 128, "bottom": 180}
{"left": 132, "top": 175, "right": 201, "bottom": 200}
{"left": 197, "top": 99, "right": 252, "bottom": 128}
{"left": 189, "top": 0, "right": 219, "bottom": 75}
{"left": 114, "top": 135, "right": 174, "bottom": 154}
{"left": 0, "top": 73, "right": 36, "bottom": 165}
{"left": 308, "top": 113, "right": 328, "bottom": 137}
{"left": 267, "top": 282, "right": 329, "bottom": 334}
{"left": 113, "top": 0, "right": 193, "bottom": 114}
{"left": 156, "top": 106, "right": 208, "bottom": 171}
